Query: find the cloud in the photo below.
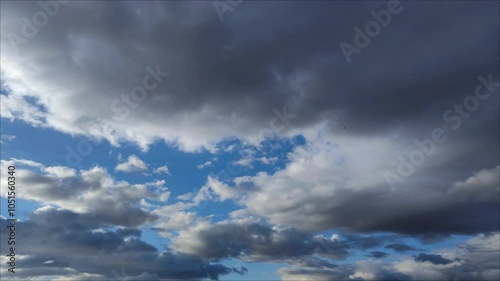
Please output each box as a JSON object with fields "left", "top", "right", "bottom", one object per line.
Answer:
{"left": 1, "top": 158, "right": 168, "bottom": 227}
{"left": 153, "top": 165, "right": 170, "bottom": 175}
{"left": 173, "top": 220, "right": 318, "bottom": 261}
{"left": 153, "top": 211, "right": 198, "bottom": 237}
{"left": 172, "top": 218, "right": 395, "bottom": 263}
{"left": 367, "top": 251, "right": 389, "bottom": 259}
{"left": 1, "top": 1, "right": 497, "bottom": 152}
{"left": 0, "top": 209, "right": 246, "bottom": 280}
{"left": 385, "top": 243, "right": 417, "bottom": 253}
{"left": 205, "top": 130, "right": 500, "bottom": 235}
{"left": 115, "top": 155, "right": 148, "bottom": 173}
{"left": 278, "top": 233, "right": 500, "bottom": 281}
{"left": 44, "top": 166, "right": 77, "bottom": 177}
{"left": 448, "top": 166, "right": 500, "bottom": 202}
{"left": 414, "top": 253, "right": 453, "bottom": 265}
{"left": 393, "top": 233, "right": 500, "bottom": 280}
{"left": 197, "top": 160, "right": 213, "bottom": 169}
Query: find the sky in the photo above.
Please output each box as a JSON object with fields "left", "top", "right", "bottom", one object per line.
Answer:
{"left": 0, "top": 0, "right": 499, "bottom": 280}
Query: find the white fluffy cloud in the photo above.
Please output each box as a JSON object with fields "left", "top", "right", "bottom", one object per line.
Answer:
{"left": 189, "top": 127, "right": 499, "bottom": 234}
{"left": 115, "top": 155, "right": 148, "bottom": 173}
{"left": 1, "top": 158, "right": 168, "bottom": 227}
{"left": 153, "top": 165, "right": 170, "bottom": 175}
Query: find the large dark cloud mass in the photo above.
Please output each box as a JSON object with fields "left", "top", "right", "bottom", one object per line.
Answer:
{"left": 1, "top": 1, "right": 498, "bottom": 150}
{"left": 0, "top": 208, "right": 245, "bottom": 280}
{"left": 172, "top": 220, "right": 396, "bottom": 262}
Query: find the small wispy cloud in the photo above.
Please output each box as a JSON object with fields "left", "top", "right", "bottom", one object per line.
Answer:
{"left": 0, "top": 134, "right": 16, "bottom": 143}
{"left": 154, "top": 165, "right": 171, "bottom": 175}
{"left": 197, "top": 161, "right": 213, "bottom": 169}
{"left": 224, "top": 144, "right": 237, "bottom": 152}
{"left": 258, "top": 156, "right": 278, "bottom": 165}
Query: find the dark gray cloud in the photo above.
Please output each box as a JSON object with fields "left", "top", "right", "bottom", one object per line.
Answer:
{"left": 0, "top": 160, "right": 165, "bottom": 227}
{"left": 173, "top": 221, "right": 348, "bottom": 261}
{"left": 414, "top": 253, "right": 453, "bottom": 265}
{"left": 0, "top": 209, "right": 245, "bottom": 280}
{"left": 227, "top": 162, "right": 499, "bottom": 235}
{"left": 385, "top": 243, "right": 417, "bottom": 253}
{"left": 279, "top": 234, "right": 499, "bottom": 281}
{"left": 367, "top": 251, "right": 389, "bottom": 259}
{"left": 172, "top": 219, "right": 399, "bottom": 263}
{"left": 1, "top": 1, "right": 498, "bottom": 151}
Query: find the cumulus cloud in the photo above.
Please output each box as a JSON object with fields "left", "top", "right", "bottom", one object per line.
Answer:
{"left": 1, "top": 158, "right": 167, "bottom": 227}
{"left": 448, "top": 166, "right": 500, "bottom": 202}
{"left": 414, "top": 253, "right": 453, "bottom": 265}
{"left": 172, "top": 218, "right": 396, "bottom": 263}
{"left": 0, "top": 209, "right": 246, "bottom": 280}
{"left": 278, "top": 233, "right": 500, "bottom": 281}
{"left": 152, "top": 165, "right": 170, "bottom": 175}
{"left": 257, "top": 156, "right": 278, "bottom": 165}
{"left": 199, "top": 130, "right": 500, "bottom": 235}
{"left": 115, "top": 154, "right": 148, "bottom": 173}
{"left": 197, "top": 160, "right": 213, "bottom": 170}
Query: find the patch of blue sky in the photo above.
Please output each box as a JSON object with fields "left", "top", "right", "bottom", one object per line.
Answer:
{"left": 1, "top": 119, "right": 112, "bottom": 171}
{"left": 0, "top": 198, "right": 42, "bottom": 222}
{"left": 140, "top": 227, "right": 170, "bottom": 251}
